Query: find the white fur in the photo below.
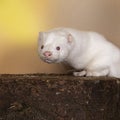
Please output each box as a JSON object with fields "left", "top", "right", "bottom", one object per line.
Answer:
{"left": 38, "top": 28, "right": 120, "bottom": 78}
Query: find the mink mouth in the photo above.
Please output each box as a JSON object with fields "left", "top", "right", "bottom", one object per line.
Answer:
{"left": 43, "top": 58, "right": 58, "bottom": 64}
{"left": 39, "top": 55, "right": 58, "bottom": 63}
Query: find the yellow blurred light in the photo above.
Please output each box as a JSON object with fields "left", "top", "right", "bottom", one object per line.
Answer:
{"left": 0, "top": 0, "right": 49, "bottom": 44}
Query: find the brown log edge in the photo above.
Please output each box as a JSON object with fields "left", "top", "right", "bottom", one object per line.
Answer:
{"left": 0, "top": 74, "right": 120, "bottom": 120}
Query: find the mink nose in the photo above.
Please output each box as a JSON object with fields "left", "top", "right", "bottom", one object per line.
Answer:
{"left": 43, "top": 51, "right": 52, "bottom": 57}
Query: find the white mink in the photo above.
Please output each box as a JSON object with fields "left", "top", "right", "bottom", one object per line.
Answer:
{"left": 38, "top": 27, "right": 120, "bottom": 78}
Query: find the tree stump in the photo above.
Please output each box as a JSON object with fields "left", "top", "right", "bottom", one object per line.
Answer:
{"left": 0, "top": 74, "right": 119, "bottom": 120}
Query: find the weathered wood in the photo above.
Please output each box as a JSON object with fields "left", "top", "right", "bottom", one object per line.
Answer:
{"left": 0, "top": 74, "right": 120, "bottom": 120}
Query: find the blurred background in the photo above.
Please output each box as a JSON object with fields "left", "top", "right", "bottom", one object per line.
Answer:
{"left": 0, "top": 0, "right": 120, "bottom": 74}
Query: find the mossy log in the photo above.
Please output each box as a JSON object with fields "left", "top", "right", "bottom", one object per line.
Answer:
{"left": 0, "top": 74, "right": 120, "bottom": 120}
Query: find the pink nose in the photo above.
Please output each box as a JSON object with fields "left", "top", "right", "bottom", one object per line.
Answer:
{"left": 43, "top": 51, "right": 52, "bottom": 57}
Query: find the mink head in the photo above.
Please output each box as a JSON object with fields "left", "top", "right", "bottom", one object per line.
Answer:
{"left": 38, "top": 29, "right": 73, "bottom": 63}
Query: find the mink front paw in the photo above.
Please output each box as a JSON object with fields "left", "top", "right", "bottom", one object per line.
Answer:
{"left": 73, "top": 70, "right": 87, "bottom": 76}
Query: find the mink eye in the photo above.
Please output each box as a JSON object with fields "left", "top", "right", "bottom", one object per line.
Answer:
{"left": 56, "top": 46, "right": 60, "bottom": 51}
{"left": 41, "top": 45, "right": 44, "bottom": 49}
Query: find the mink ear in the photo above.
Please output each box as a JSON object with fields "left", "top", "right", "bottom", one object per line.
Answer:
{"left": 39, "top": 32, "right": 42, "bottom": 35}
{"left": 38, "top": 32, "right": 43, "bottom": 43}
{"left": 67, "top": 34, "right": 73, "bottom": 43}
{"left": 38, "top": 32, "right": 45, "bottom": 40}
{"left": 39, "top": 32, "right": 43, "bottom": 38}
